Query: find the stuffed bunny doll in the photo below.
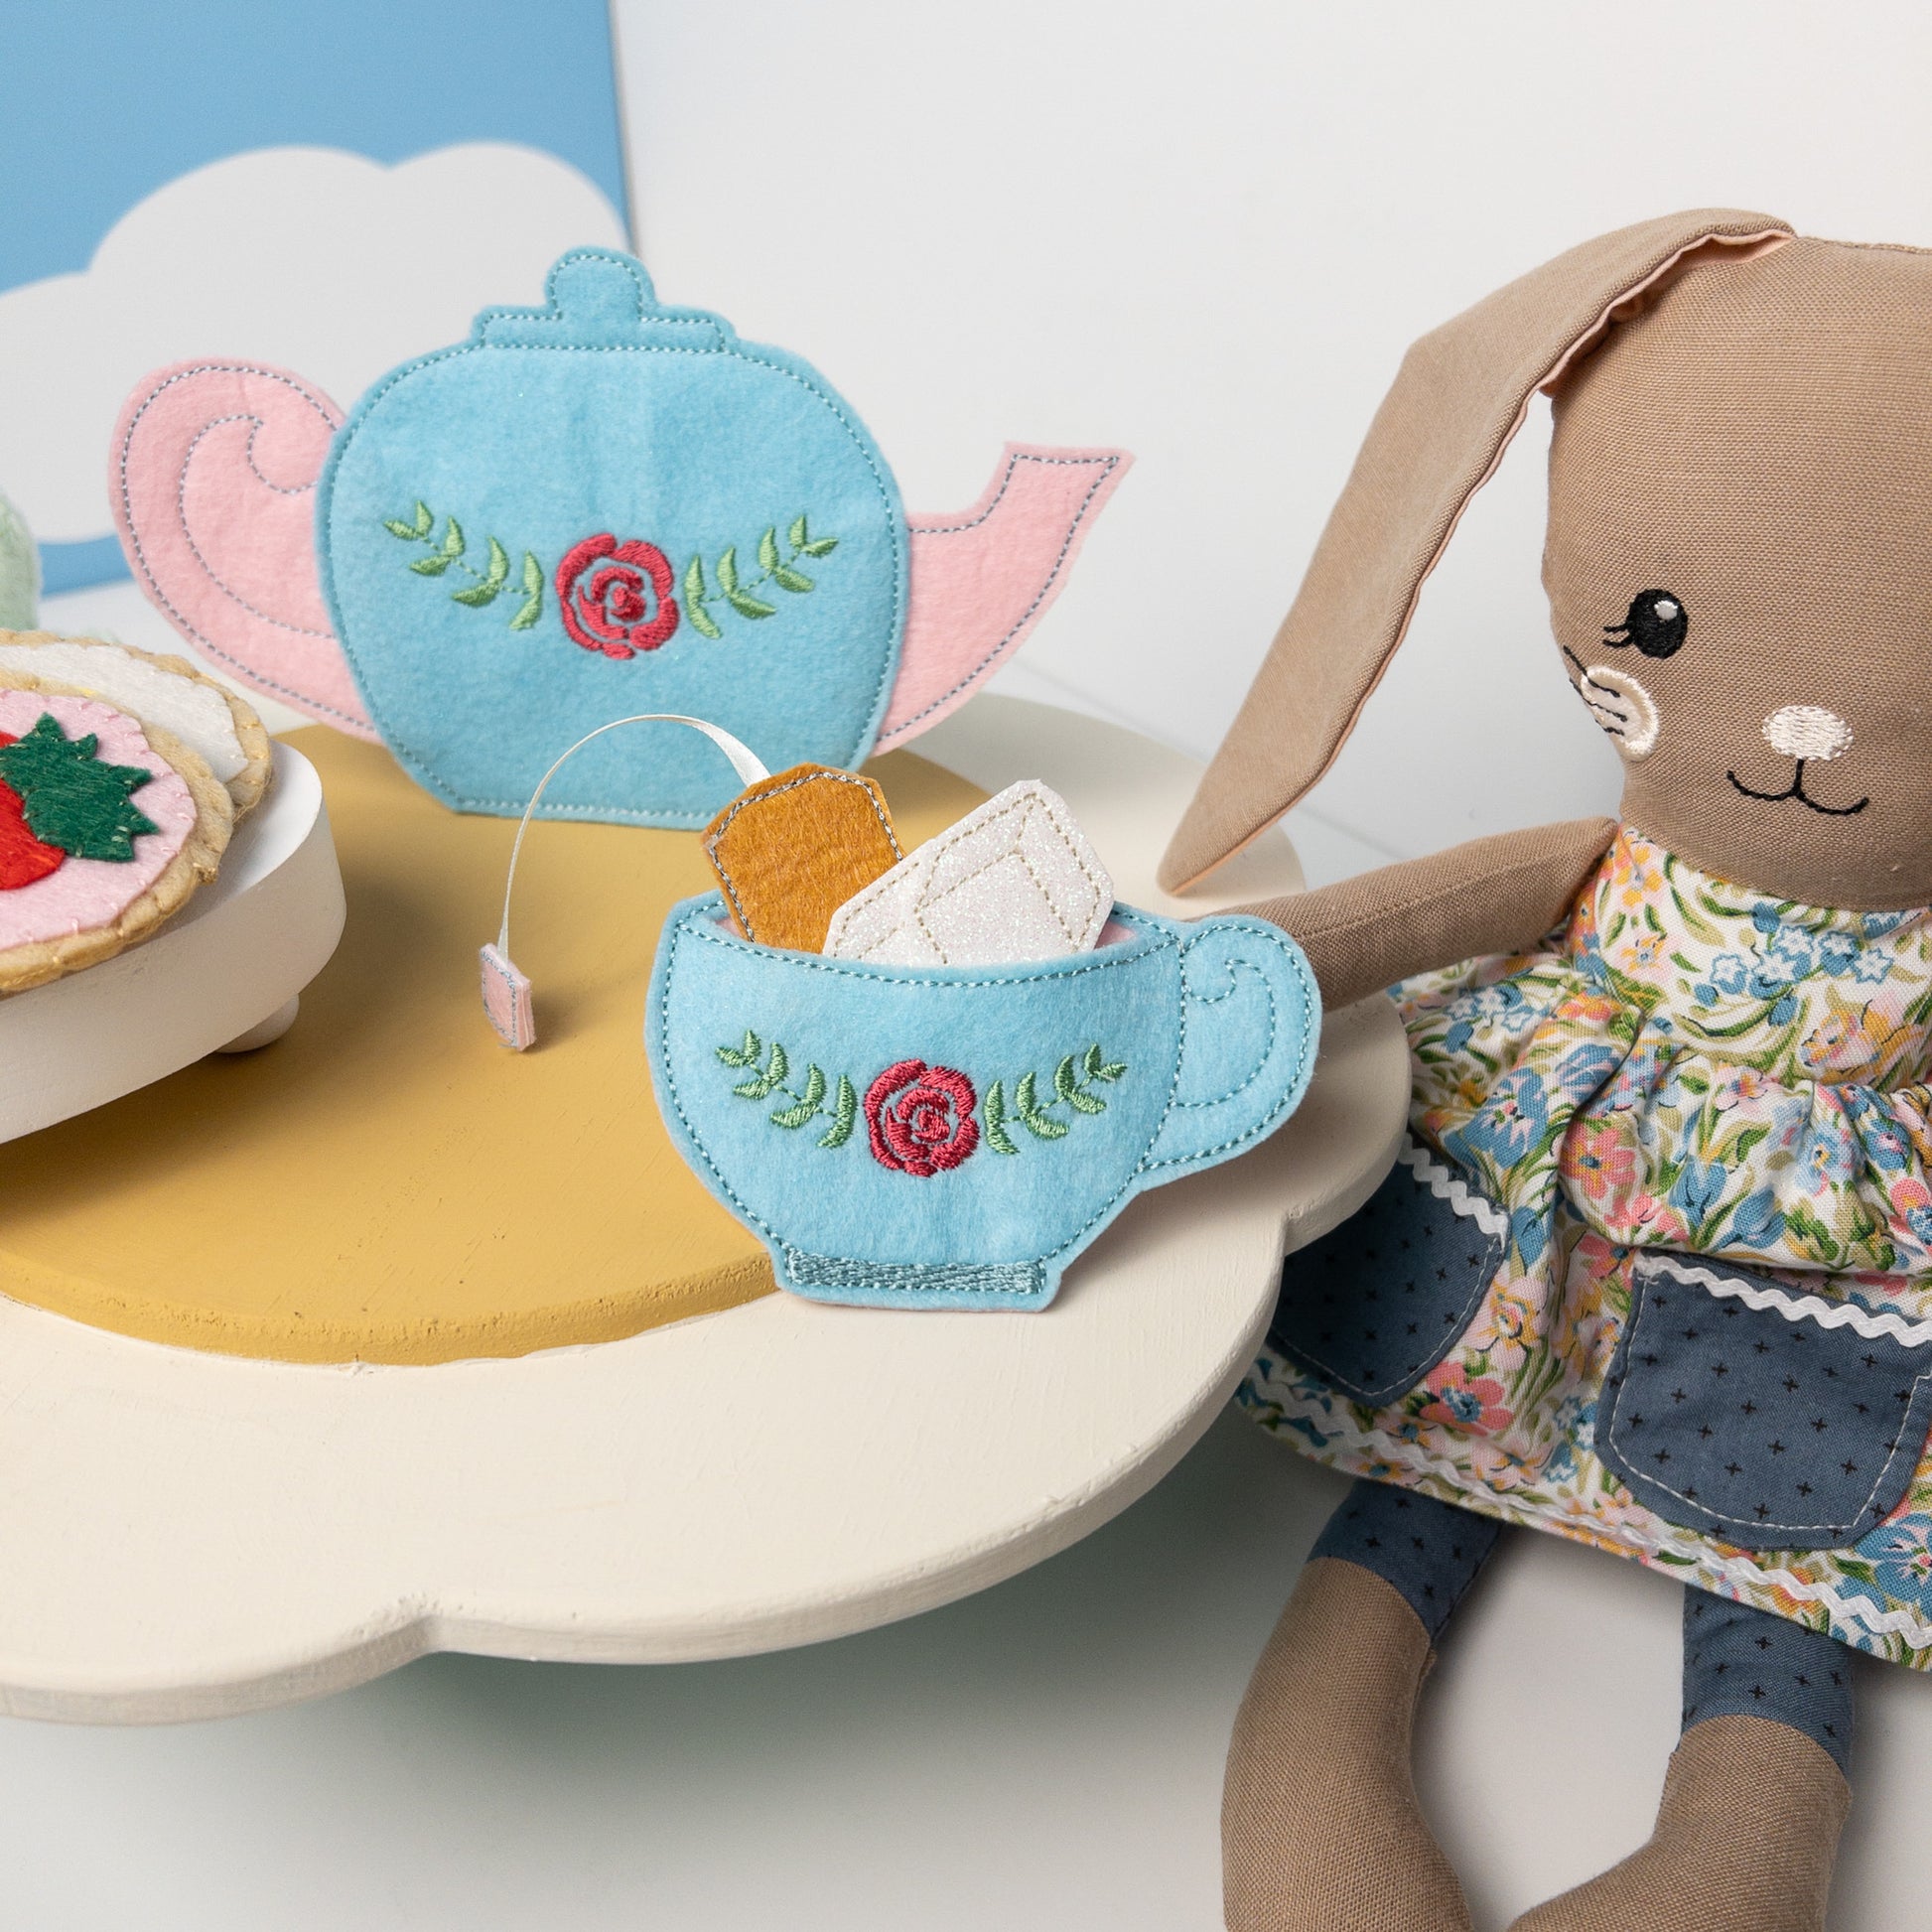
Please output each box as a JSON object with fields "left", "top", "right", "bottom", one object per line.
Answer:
{"left": 1164, "top": 208, "right": 1932, "bottom": 1930}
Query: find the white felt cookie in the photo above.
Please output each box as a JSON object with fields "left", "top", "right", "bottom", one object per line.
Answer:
{"left": 0, "top": 632, "right": 272, "bottom": 815}
{"left": 823, "top": 778, "right": 1111, "bottom": 968}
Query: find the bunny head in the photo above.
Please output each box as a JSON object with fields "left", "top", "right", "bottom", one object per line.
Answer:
{"left": 1163, "top": 209, "right": 1932, "bottom": 915}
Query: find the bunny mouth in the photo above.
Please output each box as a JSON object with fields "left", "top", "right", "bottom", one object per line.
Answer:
{"left": 1726, "top": 762, "right": 1869, "bottom": 817}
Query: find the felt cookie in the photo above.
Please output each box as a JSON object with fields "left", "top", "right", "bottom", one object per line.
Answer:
{"left": 0, "top": 631, "right": 272, "bottom": 816}
{"left": 823, "top": 779, "right": 1112, "bottom": 967}
{"left": 703, "top": 763, "right": 901, "bottom": 952}
{"left": 0, "top": 673, "right": 232, "bottom": 995}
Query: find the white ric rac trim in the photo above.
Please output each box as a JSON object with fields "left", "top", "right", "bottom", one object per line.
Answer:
{"left": 1640, "top": 1254, "right": 1932, "bottom": 1349}
{"left": 1395, "top": 1140, "right": 1509, "bottom": 1238}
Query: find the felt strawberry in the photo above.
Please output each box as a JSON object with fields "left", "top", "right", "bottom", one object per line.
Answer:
{"left": 0, "top": 712, "right": 159, "bottom": 890}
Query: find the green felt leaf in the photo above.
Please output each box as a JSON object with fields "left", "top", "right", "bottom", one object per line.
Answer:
{"left": 717, "top": 547, "right": 739, "bottom": 595}
{"left": 688, "top": 601, "right": 723, "bottom": 639}
{"left": 770, "top": 564, "right": 813, "bottom": 594}
{"left": 410, "top": 554, "right": 453, "bottom": 576}
{"left": 441, "top": 517, "right": 465, "bottom": 558}
{"left": 727, "top": 590, "right": 777, "bottom": 621}
{"left": 788, "top": 514, "right": 809, "bottom": 550}
{"left": 412, "top": 500, "right": 433, "bottom": 537}
{"left": 683, "top": 555, "right": 708, "bottom": 605}
{"left": 799, "top": 536, "right": 839, "bottom": 558}
{"left": 508, "top": 552, "right": 544, "bottom": 630}
{"left": 758, "top": 527, "right": 780, "bottom": 573}
{"left": 0, "top": 712, "right": 159, "bottom": 862}
{"left": 383, "top": 517, "right": 421, "bottom": 540}
{"left": 818, "top": 1074, "right": 859, "bottom": 1150}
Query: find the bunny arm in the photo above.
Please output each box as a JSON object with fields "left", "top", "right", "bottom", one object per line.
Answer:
{"left": 1238, "top": 816, "right": 1616, "bottom": 1010}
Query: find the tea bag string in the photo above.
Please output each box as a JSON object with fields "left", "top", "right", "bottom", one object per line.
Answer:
{"left": 496, "top": 714, "right": 769, "bottom": 960}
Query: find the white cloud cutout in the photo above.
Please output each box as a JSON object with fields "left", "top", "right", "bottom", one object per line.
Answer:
{"left": 0, "top": 144, "right": 625, "bottom": 542}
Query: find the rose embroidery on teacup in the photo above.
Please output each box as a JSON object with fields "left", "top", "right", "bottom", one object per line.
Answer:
{"left": 866, "top": 1059, "right": 980, "bottom": 1176}
{"left": 714, "top": 1030, "right": 1128, "bottom": 1173}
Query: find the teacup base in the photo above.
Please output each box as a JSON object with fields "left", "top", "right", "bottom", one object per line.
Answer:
{"left": 781, "top": 1249, "right": 1053, "bottom": 1311}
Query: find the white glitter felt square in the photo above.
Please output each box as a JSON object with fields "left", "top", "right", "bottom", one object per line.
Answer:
{"left": 822, "top": 779, "right": 1112, "bottom": 968}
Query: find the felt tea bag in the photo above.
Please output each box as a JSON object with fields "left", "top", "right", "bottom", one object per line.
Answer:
{"left": 702, "top": 765, "right": 901, "bottom": 952}
{"left": 822, "top": 779, "right": 1111, "bottom": 968}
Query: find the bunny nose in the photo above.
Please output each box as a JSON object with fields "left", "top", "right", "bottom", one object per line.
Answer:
{"left": 1762, "top": 704, "right": 1854, "bottom": 761}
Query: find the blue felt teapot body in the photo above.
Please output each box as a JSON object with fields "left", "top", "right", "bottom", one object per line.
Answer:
{"left": 316, "top": 249, "right": 906, "bottom": 826}
{"left": 647, "top": 895, "right": 1320, "bottom": 1310}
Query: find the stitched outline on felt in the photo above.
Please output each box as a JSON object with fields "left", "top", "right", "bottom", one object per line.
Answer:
{"left": 702, "top": 768, "right": 902, "bottom": 943}
{"left": 1600, "top": 1260, "right": 1932, "bottom": 1540}
{"left": 1276, "top": 1138, "right": 1506, "bottom": 1406}
{"left": 1241, "top": 1351, "right": 1932, "bottom": 1654}
{"left": 114, "top": 362, "right": 364, "bottom": 727}
{"left": 317, "top": 280, "right": 906, "bottom": 822}
{"left": 1136, "top": 927, "right": 1314, "bottom": 1171}
{"left": 783, "top": 1251, "right": 1046, "bottom": 1298}
{"left": 652, "top": 901, "right": 1314, "bottom": 1273}
{"left": 881, "top": 452, "right": 1124, "bottom": 745}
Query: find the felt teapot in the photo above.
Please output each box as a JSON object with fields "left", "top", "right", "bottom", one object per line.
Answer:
{"left": 111, "top": 248, "right": 1128, "bottom": 826}
{"left": 1173, "top": 209, "right": 1932, "bottom": 1932}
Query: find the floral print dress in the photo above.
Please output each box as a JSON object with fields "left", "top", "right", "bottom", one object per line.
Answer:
{"left": 1245, "top": 827, "right": 1932, "bottom": 1666}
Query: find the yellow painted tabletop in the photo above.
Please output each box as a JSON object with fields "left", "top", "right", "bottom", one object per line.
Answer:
{"left": 0, "top": 729, "right": 987, "bottom": 1364}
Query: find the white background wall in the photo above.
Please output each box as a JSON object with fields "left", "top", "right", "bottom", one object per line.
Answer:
{"left": 621, "top": 0, "right": 1932, "bottom": 879}
{"left": 11, "top": 9, "right": 1932, "bottom": 1929}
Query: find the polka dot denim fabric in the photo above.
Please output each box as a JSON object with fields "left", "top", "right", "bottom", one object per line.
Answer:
{"left": 1682, "top": 1588, "right": 1854, "bottom": 1774}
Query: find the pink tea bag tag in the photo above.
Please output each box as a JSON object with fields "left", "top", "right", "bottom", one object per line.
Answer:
{"left": 483, "top": 714, "right": 768, "bottom": 1050}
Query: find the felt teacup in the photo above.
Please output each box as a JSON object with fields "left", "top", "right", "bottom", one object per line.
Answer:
{"left": 646, "top": 895, "right": 1319, "bottom": 1310}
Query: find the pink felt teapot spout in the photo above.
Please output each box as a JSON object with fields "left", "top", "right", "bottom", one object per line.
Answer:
{"left": 112, "top": 358, "right": 1128, "bottom": 755}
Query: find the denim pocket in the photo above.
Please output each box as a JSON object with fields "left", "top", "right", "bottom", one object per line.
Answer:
{"left": 1269, "top": 1139, "right": 1506, "bottom": 1405}
{"left": 1600, "top": 1254, "right": 1932, "bottom": 1552}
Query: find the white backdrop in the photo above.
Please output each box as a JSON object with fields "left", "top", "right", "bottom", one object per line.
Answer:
{"left": 10, "top": 9, "right": 1932, "bottom": 1929}
{"left": 621, "top": 0, "right": 1932, "bottom": 880}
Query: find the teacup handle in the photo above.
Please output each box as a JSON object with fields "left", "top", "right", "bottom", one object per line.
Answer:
{"left": 1139, "top": 916, "right": 1320, "bottom": 1177}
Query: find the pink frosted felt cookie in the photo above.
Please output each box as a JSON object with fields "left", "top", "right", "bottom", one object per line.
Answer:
{"left": 0, "top": 677, "right": 233, "bottom": 995}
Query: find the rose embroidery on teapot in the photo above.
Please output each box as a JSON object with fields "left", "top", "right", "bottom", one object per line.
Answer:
{"left": 382, "top": 497, "right": 840, "bottom": 660}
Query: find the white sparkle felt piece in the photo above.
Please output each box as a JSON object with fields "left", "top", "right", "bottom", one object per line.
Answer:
{"left": 822, "top": 779, "right": 1112, "bottom": 968}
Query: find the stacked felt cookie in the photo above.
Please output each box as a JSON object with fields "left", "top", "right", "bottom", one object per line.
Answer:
{"left": 0, "top": 631, "right": 269, "bottom": 993}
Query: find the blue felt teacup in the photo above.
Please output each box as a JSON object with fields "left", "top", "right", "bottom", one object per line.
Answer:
{"left": 646, "top": 896, "right": 1319, "bottom": 1310}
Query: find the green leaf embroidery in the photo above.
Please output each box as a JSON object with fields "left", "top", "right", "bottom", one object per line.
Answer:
{"left": 682, "top": 514, "right": 838, "bottom": 637}
{"left": 982, "top": 1079, "right": 1021, "bottom": 1156}
{"left": 0, "top": 712, "right": 159, "bottom": 861}
{"left": 1054, "top": 1054, "right": 1108, "bottom": 1115}
{"left": 716, "top": 1030, "right": 761, "bottom": 1068}
{"left": 509, "top": 552, "right": 544, "bottom": 630}
{"left": 818, "top": 1075, "right": 859, "bottom": 1150}
{"left": 390, "top": 502, "right": 540, "bottom": 630}
{"left": 1014, "top": 1070, "right": 1068, "bottom": 1140}
{"left": 451, "top": 536, "right": 509, "bottom": 607}
{"left": 770, "top": 1062, "right": 828, "bottom": 1129}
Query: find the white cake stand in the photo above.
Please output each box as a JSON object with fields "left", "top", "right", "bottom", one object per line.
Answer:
{"left": 0, "top": 695, "right": 1409, "bottom": 1722}
{"left": 0, "top": 743, "right": 345, "bottom": 1144}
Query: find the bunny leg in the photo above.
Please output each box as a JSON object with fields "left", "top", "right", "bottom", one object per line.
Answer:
{"left": 1507, "top": 1590, "right": 1853, "bottom": 1932}
{"left": 1223, "top": 1479, "right": 1499, "bottom": 1932}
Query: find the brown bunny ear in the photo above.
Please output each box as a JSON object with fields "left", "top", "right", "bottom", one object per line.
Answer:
{"left": 1159, "top": 207, "right": 1792, "bottom": 894}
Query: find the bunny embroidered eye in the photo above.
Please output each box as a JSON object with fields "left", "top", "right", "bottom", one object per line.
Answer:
{"left": 1603, "top": 589, "right": 1688, "bottom": 658}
